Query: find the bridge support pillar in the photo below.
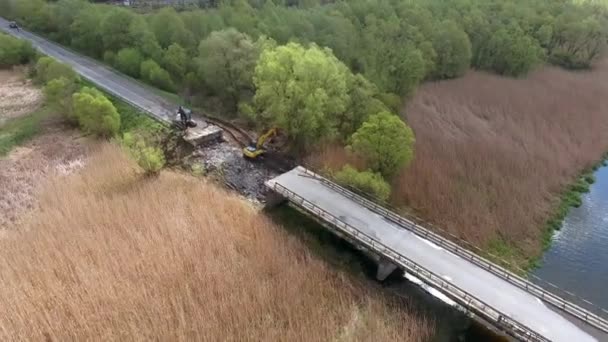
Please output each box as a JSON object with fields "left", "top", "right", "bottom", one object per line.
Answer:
{"left": 264, "top": 189, "right": 286, "bottom": 209}
{"left": 376, "top": 258, "right": 398, "bottom": 281}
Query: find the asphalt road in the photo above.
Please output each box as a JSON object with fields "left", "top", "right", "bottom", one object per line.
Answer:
{"left": 0, "top": 17, "right": 176, "bottom": 123}
{"left": 268, "top": 167, "right": 603, "bottom": 342}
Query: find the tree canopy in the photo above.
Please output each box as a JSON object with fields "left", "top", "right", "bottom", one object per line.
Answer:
{"left": 350, "top": 111, "right": 415, "bottom": 179}
{"left": 250, "top": 42, "right": 350, "bottom": 148}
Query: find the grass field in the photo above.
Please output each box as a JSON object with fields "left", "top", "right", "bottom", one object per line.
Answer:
{"left": 395, "top": 60, "right": 608, "bottom": 269}
{"left": 0, "top": 145, "right": 432, "bottom": 341}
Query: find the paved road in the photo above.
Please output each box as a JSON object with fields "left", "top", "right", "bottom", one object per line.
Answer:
{"left": 0, "top": 17, "right": 175, "bottom": 123}
{"left": 267, "top": 167, "right": 604, "bottom": 342}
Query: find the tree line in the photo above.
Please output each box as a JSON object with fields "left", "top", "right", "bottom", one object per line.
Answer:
{"left": 2, "top": 0, "right": 606, "bottom": 198}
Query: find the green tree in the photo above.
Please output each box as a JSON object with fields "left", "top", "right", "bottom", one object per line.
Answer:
{"left": 100, "top": 8, "right": 135, "bottom": 52}
{"left": 478, "top": 25, "right": 544, "bottom": 76}
{"left": 432, "top": 20, "right": 472, "bottom": 78}
{"left": 349, "top": 111, "right": 415, "bottom": 179}
{"left": 34, "top": 57, "right": 79, "bottom": 84}
{"left": 50, "top": 0, "right": 86, "bottom": 44}
{"left": 140, "top": 60, "right": 175, "bottom": 92}
{"left": 70, "top": 5, "right": 105, "bottom": 57}
{"left": 115, "top": 48, "right": 143, "bottom": 78}
{"left": 337, "top": 74, "right": 388, "bottom": 139}
{"left": 334, "top": 164, "right": 391, "bottom": 202}
{"left": 149, "top": 7, "right": 194, "bottom": 49}
{"left": 251, "top": 42, "right": 350, "bottom": 149}
{"left": 197, "top": 29, "right": 265, "bottom": 111}
{"left": 0, "top": 33, "right": 35, "bottom": 68}
{"left": 128, "top": 16, "right": 163, "bottom": 62}
{"left": 163, "top": 43, "right": 188, "bottom": 81}
{"left": 72, "top": 87, "right": 121, "bottom": 137}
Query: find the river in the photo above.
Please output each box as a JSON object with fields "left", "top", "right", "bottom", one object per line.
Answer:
{"left": 532, "top": 164, "right": 608, "bottom": 313}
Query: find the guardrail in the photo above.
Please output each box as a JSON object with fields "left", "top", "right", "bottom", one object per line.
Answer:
{"left": 296, "top": 167, "right": 608, "bottom": 334}
{"left": 270, "top": 181, "right": 549, "bottom": 342}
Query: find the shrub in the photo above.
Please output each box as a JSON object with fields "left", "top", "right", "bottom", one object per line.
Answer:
{"left": 0, "top": 33, "right": 35, "bottom": 68}
{"left": 115, "top": 48, "right": 143, "bottom": 78}
{"left": 349, "top": 111, "right": 415, "bottom": 179}
{"left": 334, "top": 165, "right": 391, "bottom": 202}
{"left": 43, "top": 77, "right": 78, "bottom": 120}
{"left": 34, "top": 56, "right": 79, "bottom": 84}
{"left": 122, "top": 132, "right": 166, "bottom": 175}
{"left": 72, "top": 87, "right": 121, "bottom": 137}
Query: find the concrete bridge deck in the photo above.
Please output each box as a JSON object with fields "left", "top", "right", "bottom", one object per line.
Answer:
{"left": 266, "top": 167, "right": 608, "bottom": 342}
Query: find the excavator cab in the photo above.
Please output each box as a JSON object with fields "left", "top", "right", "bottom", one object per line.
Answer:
{"left": 243, "top": 128, "right": 277, "bottom": 159}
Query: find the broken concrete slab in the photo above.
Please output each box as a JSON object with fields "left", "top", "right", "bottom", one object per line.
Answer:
{"left": 183, "top": 123, "right": 223, "bottom": 147}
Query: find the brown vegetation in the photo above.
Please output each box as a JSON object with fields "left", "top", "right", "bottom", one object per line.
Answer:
{"left": 0, "top": 145, "right": 432, "bottom": 341}
{"left": 395, "top": 60, "right": 608, "bottom": 266}
{"left": 0, "top": 68, "right": 43, "bottom": 125}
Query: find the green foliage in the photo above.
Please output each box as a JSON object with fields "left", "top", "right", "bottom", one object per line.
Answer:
{"left": 163, "top": 43, "right": 188, "bottom": 80}
{"left": 334, "top": 165, "right": 391, "bottom": 202}
{"left": 140, "top": 60, "right": 175, "bottom": 92}
{"left": 122, "top": 132, "right": 166, "bottom": 176}
{"left": 431, "top": 20, "right": 472, "bottom": 79}
{"left": 100, "top": 8, "right": 135, "bottom": 52}
{"left": 251, "top": 42, "right": 350, "bottom": 149}
{"left": 337, "top": 74, "right": 389, "bottom": 139}
{"left": 477, "top": 25, "right": 544, "bottom": 76}
{"left": 197, "top": 29, "right": 268, "bottom": 112}
{"left": 72, "top": 87, "right": 121, "bottom": 137}
{"left": 149, "top": 7, "right": 194, "bottom": 49}
{"left": 34, "top": 56, "right": 79, "bottom": 85}
{"left": 70, "top": 6, "right": 104, "bottom": 57}
{"left": 115, "top": 48, "right": 143, "bottom": 78}
{"left": 0, "top": 33, "right": 35, "bottom": 68}
{"left": 44, "top": 77, "right": 78, "bottom": 120}
{"left": 350, "top": 112, "right": 415, "bottom": 179}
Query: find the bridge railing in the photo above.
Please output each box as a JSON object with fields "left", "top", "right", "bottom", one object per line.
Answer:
{"left": 296, "top": 167, "right": 608, "bottom": 334}
{"left": 270, "top": 181, "right": 550, "bottom": 342}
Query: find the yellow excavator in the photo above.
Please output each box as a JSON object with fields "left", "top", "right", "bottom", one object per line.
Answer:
{"left": 243, "top": 128, "right": 277, "bottom": 159}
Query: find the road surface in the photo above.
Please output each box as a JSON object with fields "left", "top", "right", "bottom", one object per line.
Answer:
{"left": 0, "top": 17, "right": 175, "bottom": 123}
{"left": 268, "top": 167, "right": 606, "bottom": 342}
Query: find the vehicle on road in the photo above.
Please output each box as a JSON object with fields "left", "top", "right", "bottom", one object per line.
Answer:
{"left": 243, "top": 128, "right": 277, "bottom": 159}
{"left": 8, "top": 21, "right": 19, "bottom": 29}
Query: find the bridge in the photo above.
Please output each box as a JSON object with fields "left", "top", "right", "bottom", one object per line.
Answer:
{"left": 266, "top": 167, "right": 608, "bottom": 342}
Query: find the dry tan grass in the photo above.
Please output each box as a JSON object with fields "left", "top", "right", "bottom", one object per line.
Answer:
{"left": 0, "top": 144, "right": 432, "bottom": 341}
{"left": 394, "top": 60, "right": 608, "bottom": 263}
{"left": 0, "top": 68, "right": 43, "bottom": 126}
{"left": 0, "top": 124, "right": 89, "bottom": 231}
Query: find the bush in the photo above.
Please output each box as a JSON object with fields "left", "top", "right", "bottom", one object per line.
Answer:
{"left": 72, "top": 87, "right": 121, "bottom": 137}
{"left": 140, "top": 59, "right": 175, "bottom": 92}
{"left": 122, "top": 132, "right": 166, "bottom": 175}
{"left": 34, "top": 56, "right": 79, "bottom": 84}
{"left": 44, "top": 77, "right": 78, "bottom": 120}
{"left": 349, "top": 111, "right": 415, "bottom": 179}
{"left": 334, "top": 165, "right": 391, "bottom": 202}
{"left": 0, "top": 33, "right": 35, "bottom": 68}
{"left": 115, "top": 48, "right": 143, "bottom": 78}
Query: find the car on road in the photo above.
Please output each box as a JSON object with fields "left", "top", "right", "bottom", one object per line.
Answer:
{"left": 8, "top": 21, "right": 19, "bottom": 29}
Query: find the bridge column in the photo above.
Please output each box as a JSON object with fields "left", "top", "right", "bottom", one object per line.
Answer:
{"left": 264, "top": 189, "right": 286, "bottom": 209}
{"left": 376, "top": 257, "right": 398, "bottom": 281}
